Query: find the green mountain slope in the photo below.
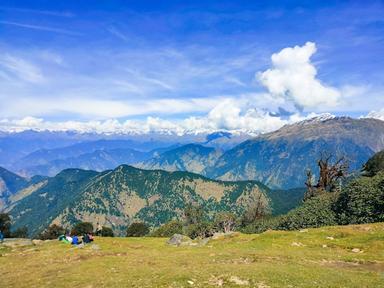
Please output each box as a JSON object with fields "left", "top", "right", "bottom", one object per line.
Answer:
{"left": 8, "top": 169, "right": 99, "bottom": 234}
{"left": 8, "top": 165, "right": 301, "bottom": 236}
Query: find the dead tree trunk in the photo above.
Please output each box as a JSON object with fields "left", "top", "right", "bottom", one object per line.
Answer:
{"left": 304, "top": 153, "right": 348, "bottom": 201}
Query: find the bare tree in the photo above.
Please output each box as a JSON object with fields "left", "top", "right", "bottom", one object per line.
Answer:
{"left": 304, "top": 152, "right": 348, "bottom": 201}
{"left": 242, "top": 193, "right": 268, "bottom": 225}
{"left": 214, "top": 212, "right": 236, "bottom": 233}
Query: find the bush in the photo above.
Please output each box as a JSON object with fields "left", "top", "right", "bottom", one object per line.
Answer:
{"left": 71, "top": 222, "right": 94, "bottom": 235}
{"left": 0, "top": 213, "right": 11, "bottom": 237}
{"left": 335, "top": 172, "right": 384, "bottom": 224}
{"left": 277, "top": 193, "right": 338, "bottom": 230}
{"left": 38, "top": 224, "right": 65, "bottom": 240}
{"left": 184, "top": 222, "right": 214, "bottom": 239}
{"left": 126, "top": 222, "right": 149, "bottom": 237}
{"left": 101, "top": 226, "right": 114, "bottom": 237}
{"left": 151, "top": 220, "right": 183, "bottom": 237}
{"left": 11, "top": 226, "right": 28, "bottom": 238}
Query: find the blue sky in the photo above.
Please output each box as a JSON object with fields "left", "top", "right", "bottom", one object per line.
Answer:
{"left": 0, "top": 1, "right": 383, "bottom": 134}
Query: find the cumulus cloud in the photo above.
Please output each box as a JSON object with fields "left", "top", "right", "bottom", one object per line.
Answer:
{"left": 257, "top": 42, "right": 341, "bottom": 109}
{"left": 363, "top": 109, "right": 384, "bottom": 121}
{"left": 202, "top": 99, "right": 290, "bottom": 132}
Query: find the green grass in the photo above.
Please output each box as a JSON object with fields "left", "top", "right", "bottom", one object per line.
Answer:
{"left": 1, "top": 223, "right": 384, "bottom": 287}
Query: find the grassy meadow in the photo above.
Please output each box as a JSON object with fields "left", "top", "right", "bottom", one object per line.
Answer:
{"left": 1, "top": 223, "right": 383, "bottom": 288}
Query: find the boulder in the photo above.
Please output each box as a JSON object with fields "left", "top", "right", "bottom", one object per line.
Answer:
{"left": 167, "top": 234, "right": 192, "bottom": 246}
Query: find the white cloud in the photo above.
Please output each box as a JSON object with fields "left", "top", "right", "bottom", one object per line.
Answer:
{"left": 0, "top": 41, "right": 373, "bottom": 135}
{"left": 183, "top": 99, "right": 306, "bottom": 134}
{"left": 257, "top": 42, "right": 341, "bottom": 109}
{"left": 0, "top": 55, "right": 44, "bottom": 83}
{"left": 224, "top": 76, "right": 246, "bottom": 87}
{"left": 107, "top": 26, "right": 129, "bottom": 42}
{"left": 0, "top": 96, "right": 226, "bottom": 119}
{"left": 123, "top": 68, "right": 175, "bottom": 91}
{"left": 363, "top": 109, "right": 384, "bottom": 121}
{"left": 0, "top": 102, "right": 315, "bottom": 135}
{"left": 0, "top": 21, "right": 80, "bottom": 35}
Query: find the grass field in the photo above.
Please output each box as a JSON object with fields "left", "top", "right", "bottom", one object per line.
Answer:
{"left": 1, "top": 223, "right": 384, "bottom": 287}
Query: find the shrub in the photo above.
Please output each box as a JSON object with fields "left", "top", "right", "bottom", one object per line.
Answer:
{"left": 277, "top": 193, "right": 338, "bottom": 230}
{"left": 38, "top": 224, "right": 65, "bottom": 240}
{"left": 151, "top": 220, "right": 183, "bottom": 237}
{"left": 335, "top": 172, "right": 384, "bottom": 224}
{"left": 71, "top": 222, "right": 94, "bottom": 235}
{"left": 0, "top": 213, "right": 11, "bottom": 237}
{"left": 126, "top": 222, "right": 149, "bottom": 237}
{"left": 184, "top": 222, "right": 214, "bottom": 239}
{"left": 101, "top": 226, "right": 114, "bottom": 237}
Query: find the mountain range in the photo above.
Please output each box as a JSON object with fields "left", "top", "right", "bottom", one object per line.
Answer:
{"left": 1, "top": 132, "right": 245, "bottom": 177}
{"left": 139, "top": 116, "right": 384, "bottom": 188}
{"left": 2, "top": 115, "right": 384, "bottom": 235}
{"left": 2, "top": 116, "right": 384, "bottom": 189}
